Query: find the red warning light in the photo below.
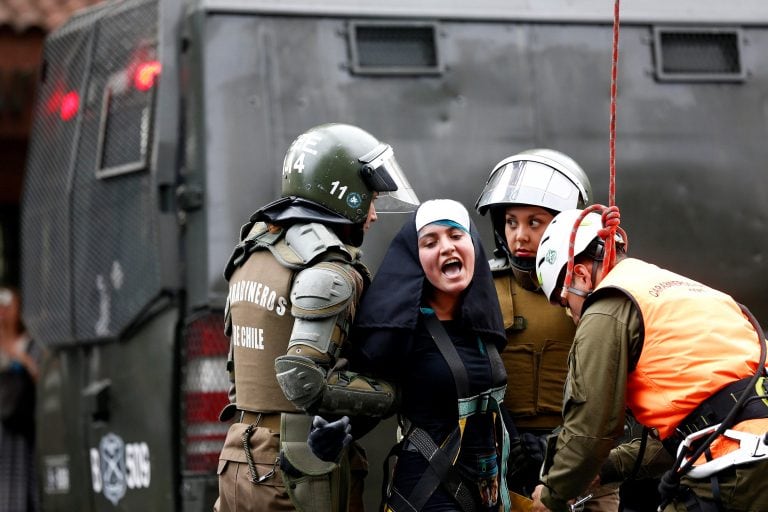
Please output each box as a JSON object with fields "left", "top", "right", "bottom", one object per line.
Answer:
{"left": 134, "top": 61, "right": 161, "bottom": 91}
{"left": 45, "top": 90, "right": 63, "bottom": 115}
{"left": 60, "top": 91, "right": 80, "bottom": 121}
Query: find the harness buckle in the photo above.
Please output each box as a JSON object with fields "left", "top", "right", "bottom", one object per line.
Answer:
{"left": 479, "top": 393, "right": 490, "bottom": 414}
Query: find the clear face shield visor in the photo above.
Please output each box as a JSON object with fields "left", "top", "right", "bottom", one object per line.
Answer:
{"left": 360, "top": 144, "right": 420, "bottom": 213}
{"left": 476, "top": 160, "right": 587, "bottom": 213}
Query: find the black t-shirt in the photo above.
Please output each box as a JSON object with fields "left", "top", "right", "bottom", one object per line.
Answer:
{"left": 399, "top": 318, "right": 497, "bottom": 439}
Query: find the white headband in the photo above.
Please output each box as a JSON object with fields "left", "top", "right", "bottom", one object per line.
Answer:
{"left": 415, "top": 199, "right": 470, "bottom": 233}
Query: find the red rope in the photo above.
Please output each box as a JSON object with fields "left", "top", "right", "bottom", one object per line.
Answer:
{"left": 609, "top": 0, "right": 620, "bottom": 209}
{"left": 560, "top": 0, "right": 622, "bottom": 305}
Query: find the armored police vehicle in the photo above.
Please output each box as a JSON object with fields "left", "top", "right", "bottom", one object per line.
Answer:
{"left": 21, "top": 0, "right": 768, "bottom": 509}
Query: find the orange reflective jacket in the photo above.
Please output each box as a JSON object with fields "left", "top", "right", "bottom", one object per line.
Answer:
{"left": 594, "top": 258, "right": 764, "bottom": 440}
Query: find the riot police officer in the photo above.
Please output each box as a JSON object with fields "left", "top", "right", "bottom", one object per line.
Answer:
{"left": 214, "top": 123, "right": 419, "bottom": 512}
{"left": 475, "top": 150, "right": 619, "bottom": 510}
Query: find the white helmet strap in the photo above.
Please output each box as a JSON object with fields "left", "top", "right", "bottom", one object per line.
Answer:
{"left": 566, "top": 286, "right": 590, "bottom": 298}
{"left": 563, "top": 256, "right": 602, "bottom": 302}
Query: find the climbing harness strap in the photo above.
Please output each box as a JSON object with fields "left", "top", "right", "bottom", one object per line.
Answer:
{"left": 663, "top": 375, "right": 768, "bottom": 455}
{"left": 387, "top": 426, "right": 473, "bottom": 512}
{"left": 423, "top": 312, "right": 510, "bottom": 511}
{"left": 657, "top": 303, "right": 767, "bottom": 510}
{"left": 385, "top": 312, "right": 511, "bottom": 512}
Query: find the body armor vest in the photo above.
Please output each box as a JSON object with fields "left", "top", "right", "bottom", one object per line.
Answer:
{"left": 493, "top": 270, "right": 575, "bottom": 430}
{"left": 229, "top": 250, "right": 297, "bottom": 412}
{"left": 225, "top": 221, "right": 367, "bottom": 413}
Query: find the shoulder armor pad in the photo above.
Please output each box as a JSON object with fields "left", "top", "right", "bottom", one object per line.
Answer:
{"left": 271, "top": 223, "right": 352, "bottom": 269}
{"left": 489, "top": 256, "right": 511, "bottom": 273}
{"left": 291, "top": 262, "right": 356, "bottom": 319}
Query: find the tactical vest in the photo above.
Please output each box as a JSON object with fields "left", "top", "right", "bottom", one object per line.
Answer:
{"left": 229, "top": 250, "right": 296, "bottom": 412}
{"left": 493, "top": 269, "right": 575, "bottom": 430}
{"left": 592, "top": 258, "right": 764, "bottom": 440}
{"left": 225, "top": 221, "right": 368, "bottom": 414}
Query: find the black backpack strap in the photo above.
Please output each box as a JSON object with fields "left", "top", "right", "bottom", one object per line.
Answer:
{"left": 484, "top": 339, "right": 506, "bottom": 390}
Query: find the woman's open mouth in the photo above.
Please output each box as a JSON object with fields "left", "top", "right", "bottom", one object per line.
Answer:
{"left": 441, "top": 258, "right": 463, "bottom": 277}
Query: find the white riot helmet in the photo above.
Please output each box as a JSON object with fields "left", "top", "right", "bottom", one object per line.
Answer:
{"left": 475, "top": 149, "right": 592, "bottom": 271}
{"left": 476, "top": 149, "right": 591, "bottom": 215}
{"left": 535, "top": 209, "right": 605, "bottom": 304}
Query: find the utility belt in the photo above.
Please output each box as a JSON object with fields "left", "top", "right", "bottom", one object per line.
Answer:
{"left": 237, "top": 410, "right": 283, "bottom": 431}
{"left": 236, "top": 410, "right": 349, "bottom": 511}
{"left": 663, "top": 375, "right": 768, "bottom": 456}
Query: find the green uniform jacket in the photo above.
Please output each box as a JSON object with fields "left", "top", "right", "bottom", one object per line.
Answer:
{"left": 540, "top": 291, "right": 768, "bottom": 511}
{"left": 540, "top": 293, "right": 639, "bottom": 510}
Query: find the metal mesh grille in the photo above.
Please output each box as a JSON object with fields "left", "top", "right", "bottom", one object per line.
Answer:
{"left": 21, "top": 21, "right": 97, "bottom": 344}
{"left": 350, "top": 23, "right": 440, "bottom": 74}
{"left": 21, "top": 0, "right": 161, "bottom": 346}
{"left": 72, "top": 0, "right": 160, "bottom": 341}
{"left": 655, "top": 29, "right": 743, "bottom": 80}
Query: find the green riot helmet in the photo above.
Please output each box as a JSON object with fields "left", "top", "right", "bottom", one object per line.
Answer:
{"left": 281, "top": 123, "right": 419, "bottom": 224}
{"left": 475, "top": 148, "right": 592, "bottom": 272}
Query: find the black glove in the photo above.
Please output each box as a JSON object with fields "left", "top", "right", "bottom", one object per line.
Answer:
{"left": 307, "top": 415, "right": 352, "bottom": 462}
{"left": 507, "top": 432, "right": 548, "bottom": 494}
{"left": 520, "top": 432, "right": 547, "bottom": 466}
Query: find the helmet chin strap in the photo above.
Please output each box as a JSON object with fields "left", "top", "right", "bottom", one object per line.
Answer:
{"left": 563, "top": 258, "right": 602, "bottom": 301}
{"left": 566, "top": 285, "right": 590, "bottom": 298}
{"left": 511, "top": 266, "right": 540, "bottom": 291}
{"left": 508, "top": 251, "right": 540, "bottom": 292}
